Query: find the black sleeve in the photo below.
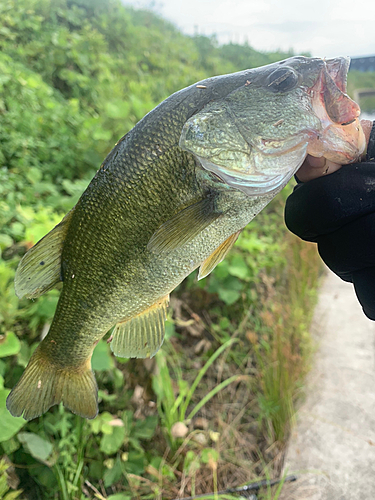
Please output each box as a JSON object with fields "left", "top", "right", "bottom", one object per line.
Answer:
{"left": 285, "top": 122, "right": 375, "bottom": 319}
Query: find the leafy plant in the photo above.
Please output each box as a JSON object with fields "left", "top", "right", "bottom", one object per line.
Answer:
{"left": 152, "top": 338, "right": 243, "bottom": 450}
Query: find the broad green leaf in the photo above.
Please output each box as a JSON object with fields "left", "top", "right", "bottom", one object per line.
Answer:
{"left": 1, "top": 436, "right": 20, "bottom": 454}
{"left": 201, "top": 448, "right": 220, "bottom": 464}
{"left": 18, "top": 432, "right": 53, "bottom": 462}
{"left": 122, "top": 450, "right": 145, "bottom": 475}
{"left": 0, "top": 332, "right": 21, "bottom": 358}
{"left": 104, "top": 457, "right": 123, "bottom": 487}
{"left": 100, "top": 426, "right": 125, "bottom": 455}
{"left": 228, "top": 254, "right": 250, "bottom": 279}
{"left": 0, "top": 389, "right": 26, "bottom": 442}
{"left": 132, "top": 415, "right": 158, "bottom": 439}
{"left": 92, "top": 340, "right": 114, "bottom": 371}
{"left": 218, "top": 289, "right": 241, "bottom": 305}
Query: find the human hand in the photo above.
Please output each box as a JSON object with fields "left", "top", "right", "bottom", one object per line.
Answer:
{"left": 296, "top": 119, "right": 373, "bottom": 182}
{"left": 285, "top": 119, "right": 375, "bottom": 320}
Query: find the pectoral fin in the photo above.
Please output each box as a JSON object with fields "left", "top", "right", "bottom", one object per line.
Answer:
{"left": 147, "top": 198, "right": 221, "bottom": 255}
{"left": 15, "top": 209, "right": 75, "bottom": 299}
{"left": 110, "top": 295, "right": 169, "bottom": 359}
{"left": 198, "top": 230, "right": 241, "bottom": 280}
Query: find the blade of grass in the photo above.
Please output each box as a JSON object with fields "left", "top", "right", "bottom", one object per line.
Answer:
{"left": 187, "top": 374, "right": 243, "bottom": 420}
{"left": 180, "top": 338, "right": 238, "bottom": 419}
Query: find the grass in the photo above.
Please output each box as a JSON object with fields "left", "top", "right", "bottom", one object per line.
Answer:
{"left": 152, "top": 338, "right": 244, "bottom": 451}
{"left": 255, "top": 235, "right": 321, "bottom": 443}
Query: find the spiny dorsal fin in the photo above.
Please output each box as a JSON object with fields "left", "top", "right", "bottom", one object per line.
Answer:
{"left": 110, "top": 295, "right": 169, "bottom": 359}
{"left": 147, "top": 198, "right": 221, "bottom": 255}
{"left": 15, "top": 209, "right": 75, "bottom": 299}
{"left": 198, "top": 230, "right": 241, "bottom": 280}
{"left": 6, "top": 344, "right": 98, "bottom": 421}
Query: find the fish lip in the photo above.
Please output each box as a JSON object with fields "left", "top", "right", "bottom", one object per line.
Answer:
{"left": 310, "top": 58, "right": 360, "bottom": 126}
{"left": 324, "top": 56, "right": 350, "bottom": 93}
{"left": 306, "top": 57, "right": 365, "bottom": 163}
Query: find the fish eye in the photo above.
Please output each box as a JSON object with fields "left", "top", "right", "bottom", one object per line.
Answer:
{"left": 266, "top": 67, "right": 298, "bottom": 93}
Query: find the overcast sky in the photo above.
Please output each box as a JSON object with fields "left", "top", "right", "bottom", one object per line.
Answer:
{"left": 125, "top": 0, "right": 375, "bottom": 59}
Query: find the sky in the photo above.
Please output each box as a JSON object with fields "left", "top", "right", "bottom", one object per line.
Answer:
{"left": 125, "top": 0, "right": 375, "bottom": 59}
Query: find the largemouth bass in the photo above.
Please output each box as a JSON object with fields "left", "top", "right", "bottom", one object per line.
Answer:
{"left": 7, "top": 56, "right": 365, "bottom": 420}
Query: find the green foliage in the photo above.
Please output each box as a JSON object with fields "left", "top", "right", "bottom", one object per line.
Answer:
{"left": 18, "top": 432, "right": 53, "bottom": 462}
{"left": 152, "top": 339, "right": 241, "bottom": 450}
{"left": 347, "top": 70, "right": 375, "bottom": 112}
{"left": 0, "top": 381, "right": 27, "bottom": 443}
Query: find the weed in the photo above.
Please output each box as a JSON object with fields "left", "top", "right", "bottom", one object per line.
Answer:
{"left": 152, "top": 338, "right": 243, "bottom": 451}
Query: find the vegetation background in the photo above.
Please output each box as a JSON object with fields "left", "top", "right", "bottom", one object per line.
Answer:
{"left": 0, "top": 0, "right": 374, "bottom": 499}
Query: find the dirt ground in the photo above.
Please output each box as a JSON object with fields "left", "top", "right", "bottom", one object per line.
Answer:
{"left": 280, "top": 270, "right": 375, "bottom": 500}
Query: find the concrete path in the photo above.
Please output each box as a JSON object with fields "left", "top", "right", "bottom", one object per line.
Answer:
{"left": 280, "top": 270, "right": 375, "bottom": 500}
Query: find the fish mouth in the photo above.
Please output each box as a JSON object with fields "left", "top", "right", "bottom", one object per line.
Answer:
{"left": 307, "top": 57, "right": 365, "bottom": 163}
{"left": 179, "top": 56, "right": 366, "bottom": 198}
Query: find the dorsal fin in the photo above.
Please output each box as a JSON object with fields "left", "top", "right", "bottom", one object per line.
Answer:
{"left": 147, "top": 198, "right": 221, "bottom": 255}
{"left": 15, "top": 209, "right": 75, "bottom": 299}
{"left": 198, "top": 230, "right": 241, "bottom": 280}
{"left": 110, "top": 295, "right": 169, "bottom": 359}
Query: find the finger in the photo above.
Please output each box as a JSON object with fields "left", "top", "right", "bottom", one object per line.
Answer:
{"left": 360, "top": 119, "right": 373, "bottom": 158}
{"left": 296, "top": 156, "right": 342, "bottom": 182}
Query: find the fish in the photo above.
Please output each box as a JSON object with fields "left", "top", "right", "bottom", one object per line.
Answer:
{"left": 7, "top": 56, "right": 365, "bottom": 420}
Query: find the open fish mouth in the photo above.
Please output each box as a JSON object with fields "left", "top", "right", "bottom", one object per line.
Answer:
{"left": 307, "top": 57, "right": 365, "bottom": 163}
{"left": 180, "top": 56, "right": 366, "bottom": 197}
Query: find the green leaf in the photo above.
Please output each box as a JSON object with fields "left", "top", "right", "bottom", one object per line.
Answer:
{"left": 123, "top": 450, "right": 145, "bottom": 475}
{"left": 201, "top": 448, "right": 219, "bottom": 464}
{"left": 3, "top": 491, "right": 23, "bottom": 500}
{"left": 228, "top": 254, "right": 250, "bottom": 279}
{"left": 25, "top": 167, "right": 42, "bottom": 184}
{"left": 0, "top": 234, "right": 13, "bottom": 250}
{"left": 132, "top": 415, "right": 158, "bottom": 439}
{"left": 0, "top": 389, "right": 26, "bottom": 442}
{"left": 217, "top": 288, "right": 241, "bottom": 305}
{"left": 100, "top": 426, "right": 125, "bottom": 455}
{"left": 0, "top": 332, "right": 21, "bottom": 358}
{"left": 18, "top": 432, "right": 53, "bottom": 462}
{"left": 104, "top": 457, "right": 123, "bottom": 487}
{"left": 92, "top": 340, "right": 114, "bottom": 371}
{"left": 1, "top": 436, "right": 20, "bottom": 454}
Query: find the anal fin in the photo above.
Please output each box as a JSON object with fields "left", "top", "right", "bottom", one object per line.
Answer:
{"left": 15, "top": 209, "right": 75, "bottom": 299}
{"left": 110, "top": 295, "right": 169, "bottom": 359}
{"left": 198, "top": 230, "right": 241, "bottom": 280}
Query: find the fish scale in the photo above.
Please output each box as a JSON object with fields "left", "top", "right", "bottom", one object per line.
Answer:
{"left": 7, "top": 56, "right": 365, "bottom": 420}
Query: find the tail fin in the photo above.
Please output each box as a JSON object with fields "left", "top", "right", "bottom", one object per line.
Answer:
{"left": 6, "top": 347, "right": 98, "bottom": 421}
